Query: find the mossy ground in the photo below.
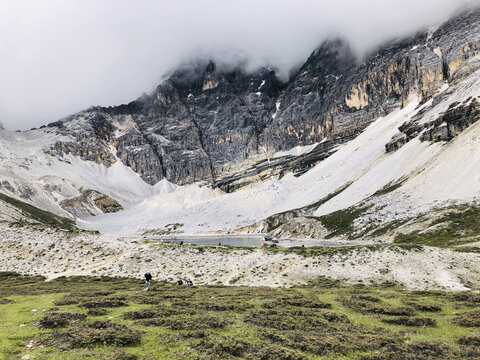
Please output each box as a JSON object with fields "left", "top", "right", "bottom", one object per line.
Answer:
{"left": 313, "top": 205, "right": 372, "bottom": 239}
{"left": 264, "top": 243, "right": 423, "bottom": 257}
{"left": 394, "top": 205, "right": 480, "bottom": 251}
{"left": 262, "top": 183, "right": 353, "bottom": 234}
{"left": 0, "top": 193, "right": 76, "bottom": 231}
{"left": 1, "top": 273, "right": 479, "bottom": 359}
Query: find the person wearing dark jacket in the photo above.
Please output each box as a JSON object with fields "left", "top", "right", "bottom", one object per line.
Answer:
{"left": 144, "top": 272, "right": 152, "bottom": 287}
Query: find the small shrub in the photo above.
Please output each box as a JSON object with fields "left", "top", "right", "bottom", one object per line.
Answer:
{"left": 123, "top": 306, "right": 179, "bottom": 319}
{"left": 107, "top": 351, "right": 138, "bottom": 360}
{"left": 208, "top": 338, "right": 250, "bottom": 357}
{"left": 38, "top": 312, "right": 86, "bottom": 328}
{"left": 87, "top": 308, "right": 109, "bottom": 316}
{"left": 359, "top": 341, "right": 453, "bottom": 360}
{"left": 244, "top": 308, "right": 349, "bottom": 331}
{"left": 247, "top": 345, "right": 304, "bottom": 360}
{"left": 382, "top": 317, "right": 436, "bottom": 327}
{"left": 459, "top": 346, "right": 480, "bottom": 359}
{"left": 451, "top": 311, "right": 480, "bottom": 327}
{"left": 262, "top": 328, "right": 398, "bottom": 357}
{"left": 340, "top": 297, "right": 414, "bottom": 316}
{"left": 48, "top": 320, "right": 142, "bottom": 349}
{"left": 0, "top": 298, "right": 15, "bottom": 304}
{"left": 458, "top": 336, "right": 480, "bottom": 346}
{"left": 177, "top": 330, "right": 208, "bottom": 339}
{"left": 355, "top": 295, "right": 381, "bottom": 303}
{"left": 136, "top": 315, "right": 228, "bottom": 330}
{"left": 196, "top": 336, "right": 303, "bottom": 360}
{"left": 80, "top": 296, "right": 128, "bottom": 308}
{"left": 262, "top": 296, "right": 331, "bottom": 309}
{"left": 202, "top": 301, "right": 254, "bottom": 312}
{"left": 54, "top": 295, "right": 82, "bottom": 306}
{"left": 411, "top": 304, "right": 442, "bottom": 312}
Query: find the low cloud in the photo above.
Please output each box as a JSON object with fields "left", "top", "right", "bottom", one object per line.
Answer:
{"left": 0, "top": 0, "right": 479, "bottom": 130}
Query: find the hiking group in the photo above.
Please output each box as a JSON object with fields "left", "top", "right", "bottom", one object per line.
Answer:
{"left": 144, "top": 272, "right": 194, "bottom": 288}
{"left": 177, "top": 279, "right": 193, "bottom": 286}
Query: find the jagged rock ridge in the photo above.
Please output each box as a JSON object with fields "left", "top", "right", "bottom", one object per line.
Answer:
{"left": 41, "top": 9, "right": 480, "bottom": 189}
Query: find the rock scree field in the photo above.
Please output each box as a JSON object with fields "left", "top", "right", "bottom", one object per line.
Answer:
{"left": 2, "top": 222, "right": 480, "bottom": 291}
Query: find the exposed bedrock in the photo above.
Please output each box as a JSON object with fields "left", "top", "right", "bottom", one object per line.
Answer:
{"left": 386, "top": 97, "right": 480, "bottom": 152}
{"left": 60, "top": 190, "right": 123, "bottom": 218}
{"left": 41, "top": 9, "right": 480, "bottom": 188}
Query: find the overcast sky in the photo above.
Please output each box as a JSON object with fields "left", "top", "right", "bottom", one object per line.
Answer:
{"left": 1, "top": 0, "right": 479, "bottom": 130}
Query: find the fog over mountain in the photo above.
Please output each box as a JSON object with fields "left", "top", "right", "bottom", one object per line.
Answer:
{"left": 1, "top": 0, "right": 479, "bottom": 130}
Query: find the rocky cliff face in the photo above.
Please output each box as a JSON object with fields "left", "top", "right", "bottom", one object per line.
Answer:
{"left": 386, "top": 96, "right": 480, "bottom": 152}
{"left": 42, "top": 9, "right": 480, "bottom": 189}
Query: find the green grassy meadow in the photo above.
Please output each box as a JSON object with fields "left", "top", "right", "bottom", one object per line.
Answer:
{"left": 1, "top": 273, "right": 479, "bottom": 359}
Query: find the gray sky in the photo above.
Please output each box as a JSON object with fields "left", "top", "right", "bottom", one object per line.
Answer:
{"left": 0, "top": 0, "right": 479, "bottom": 130}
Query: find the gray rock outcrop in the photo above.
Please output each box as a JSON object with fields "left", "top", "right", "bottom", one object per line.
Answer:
{"left": 40, "top": 9, "right": 480, "bottom": 189}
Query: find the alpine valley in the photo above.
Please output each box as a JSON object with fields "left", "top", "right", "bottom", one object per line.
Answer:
{"left": 1, "top": 8, "right": 480, "bottom": 290}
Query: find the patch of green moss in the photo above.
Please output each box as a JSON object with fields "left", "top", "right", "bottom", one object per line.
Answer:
{"left": 371, "top": 178, "right": 407, "bottom": 197}
{"left": 266, "top": 243, "right": 423, "bottom": 257}
{"left": 299, "top": 182, "right": 353, "bottom": 214}
{"left": 263, "top": 182, "right": 353, "bottom": 232}
{"left": 394, "top": 205, "right": 480, "bottom": 248}
{"left": 314, "top": 205, "right": 371, "bottom": 239}
{"left": 370, "top": 219, "right": 409, "bottom": 238}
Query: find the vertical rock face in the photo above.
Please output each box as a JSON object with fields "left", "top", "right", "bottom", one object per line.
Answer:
{"left": 45, "top": 113, "right": 117, "bottom": 167}
{"left": 263, "top": 39, "right": 357, "bottom": 150}
{"left": 41, "top": 9, "right": 480, "bottom": 188}
{"left": 47, "top": 61, "right": 285, "bottom": 185}
{"left": 385, "top": 97, "right": 480, "bottom": 153}
{"left": 147, "top": 61, "right": 285, "bottom": 179}
{"left": 420, "top": 98, "right": 480, "bottom": 142}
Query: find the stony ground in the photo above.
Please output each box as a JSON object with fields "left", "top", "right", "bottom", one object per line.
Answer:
{"left": 1, "top": 222, "right": 480, "bottom": 291}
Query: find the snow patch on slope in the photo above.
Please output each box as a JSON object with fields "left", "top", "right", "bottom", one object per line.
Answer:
{"left": 274, "top": 142, "right": 319, "bottom": 158}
